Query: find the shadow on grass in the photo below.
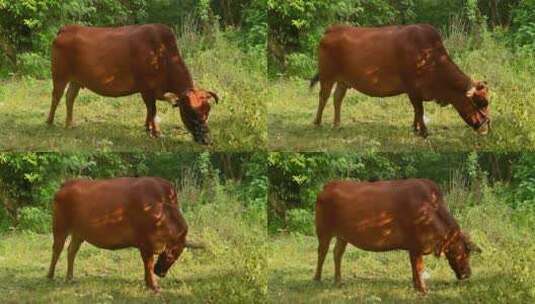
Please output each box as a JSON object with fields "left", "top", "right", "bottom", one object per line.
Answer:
{"left": 269, "top": 266, "right": 523, "bottom": 303}
{"left": 269, "top": 111, "right": 513, "bottom": 152}
{"left": 0, "top": 111, "right": 203, "bottom": 151}
{"left": 1, "top": 266, "right": 246, "bottom": 303}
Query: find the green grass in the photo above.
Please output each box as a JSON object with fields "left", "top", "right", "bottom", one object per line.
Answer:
{"left": 0, "top": 193, "right": 267, "bottom": 303}
{"left": 0, "top": 33, "right": 267, "bottom": 152}
{"left": 268, "top": 190, "right": 535, "bottom": 303}
{"left": 268, "top": 34, "right": 535, "bottom": 152}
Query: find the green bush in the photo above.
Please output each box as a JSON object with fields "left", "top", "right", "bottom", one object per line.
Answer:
{"left": 0, "top": 204, "right": 11, "bottom": 232}
{"left": 18, "top": 206, "right": 51, "bottom": 233}
{"left": 286, "top": 208, "right": 314, "bottom": 235}
{"left": 286, "top": 53, "right": 315, "bottom": 79}
{"left": 511, "top": 0, "right": 535, "bottom": 53}
{"left": 17, "top": 53, "right": 50, "bottom": 79}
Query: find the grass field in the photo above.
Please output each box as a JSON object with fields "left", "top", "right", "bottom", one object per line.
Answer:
{"left": 268, "top": 191, "right": 535, "bottom": 303}
{"left": 268, "top": 34, "right": 535, "bottom": 152}
{"left": 0, "top": 34, "right": 267, "bottom": 152}
{"left": 0, "top": 194, "right": 267, "bottom": 303}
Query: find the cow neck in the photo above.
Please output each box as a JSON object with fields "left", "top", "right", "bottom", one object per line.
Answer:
{"left": 432, "top": 64, "right": 472, "bottom": 109}
{"left": 438, "top": 58, "right": 472, "bottom": 98}
{"left": 172, "top": 60, "right": 195, "bottom": 96}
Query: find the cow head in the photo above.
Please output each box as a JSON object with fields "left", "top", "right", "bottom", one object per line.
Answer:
{"left": 455, "top": 81, "right": 490, "bottom": 135}
{"left": 164, "top": 89, "right": 219, "bottom": 145}
{"left": 153, "top": 234, "right": 186, "bottom": 278}
{"left": 435, "top": 230, "right": 481, "bottom": 280}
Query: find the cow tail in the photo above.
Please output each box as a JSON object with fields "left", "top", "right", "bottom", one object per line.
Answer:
{"left": 309, "top": 73, "right": 320, "bottom": 90}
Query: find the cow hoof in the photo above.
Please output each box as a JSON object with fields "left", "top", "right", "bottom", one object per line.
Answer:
{"left": 313, "top": 120, "right": 322, "bottom": 127}
{"left": 414, "top": 129, "right": 428, "bottom": 138}
{"left": 148, "top": 131, "right": 161, "bottom": 138}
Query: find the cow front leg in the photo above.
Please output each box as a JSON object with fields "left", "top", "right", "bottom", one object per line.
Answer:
{"left": 142, "top": 93, "right": 160, "bottom": 137}
{"left": 409, "top": 252, "right": 427, "bottom": 294}
{"left": 140, "top": 249, "right": 159, "bottom": 292}
{"left": 409, "top": 96, "right": 427, "bottom": 137}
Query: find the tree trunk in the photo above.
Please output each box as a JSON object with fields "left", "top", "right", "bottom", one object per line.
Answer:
{"left": 489, "top": 0, "right": 499, "bottom": 28}
{"left": 0, "top": 33, "right": 17, "bottom": 66}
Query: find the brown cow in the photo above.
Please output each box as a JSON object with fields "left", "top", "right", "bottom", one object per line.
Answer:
{"left": 314, "top": 179, "right": 481, "bottom": 294}
{"left": 46, "top": 177, "right": 190, "bottom": 292}
{"left": 47, "top": 24, "right": 219, "bottom": 145}
{"left": 310, "top": 24, "right": 490, "bottom": 137}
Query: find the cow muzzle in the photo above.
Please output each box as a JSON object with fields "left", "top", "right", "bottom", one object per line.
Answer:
{"left": 192, "top": 124, "right": 211, "bottom": 145}
{"left": 475, "top": 118, "right": 490, "bottom": 135}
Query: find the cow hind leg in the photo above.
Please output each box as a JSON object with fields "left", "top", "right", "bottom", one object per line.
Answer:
{"left": 46, "top": 79, "right": 68, "bottom": 125}
{"left": 409, "top": 95, "right": 428, "bottom": 138}
{"left": 66, "top": 235, "right": 83, "bottom": 281}
{"left": 313, "top": 234, "right": 333, "bottom": 281}
{"left": 47, "top": 230, "right": 68, "bottom": 279}
{"left": 333, "top": 237, "right": 348, "bottom": 284}
{"left": 65, "top": 82, "right": 81, "bottom": 128}
{"left": 332, "top": 83, "right": 348, "bottom": 128}
{"left": 313, "top": 80, "right": 334, "bottom": 126}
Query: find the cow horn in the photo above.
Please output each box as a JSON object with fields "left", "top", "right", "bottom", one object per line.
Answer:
{"left": 466, "top": 87, "right": 477, "bottom": 98}
{"left": 163, "top": 92, "right": 180, "bottom": 107}
{"left": 207, "top": 91, "right": 219, "bottom": 104}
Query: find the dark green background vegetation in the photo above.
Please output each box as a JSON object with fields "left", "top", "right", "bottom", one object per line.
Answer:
{"left": 268, "top": 152, "right": 535, "bottom": 234}
{"left": 0, "top": 152, "right": 267, "bottom": 232}
{"left": 268, "top": 0, "right": 534, "bottom": 76}
{"left": 0, "top": 0, "right": 267, "bottom": 77}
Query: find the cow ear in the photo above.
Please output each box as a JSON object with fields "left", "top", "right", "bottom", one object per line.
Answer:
{"left": 164, "top": 92, "right": 180, "bottom": 107}
{"left": 466, "top": 87, "right": 477, "bottom": 98}
{"left": 476, "top": 81, "right": 488, "bottom": 90}
{"left": 467, "top": 240, "right": 482, "bottom": 254}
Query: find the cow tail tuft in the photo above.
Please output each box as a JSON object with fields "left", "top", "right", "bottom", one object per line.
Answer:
{"left": 309, "top": 73, "right": 320, "bottom": 90}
